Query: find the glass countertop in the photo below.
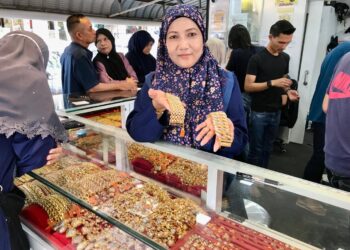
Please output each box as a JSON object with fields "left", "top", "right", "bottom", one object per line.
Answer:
{"left": 222, "top": 173, "right": 350, "bottom": 250}
{"left": 53, "top": 90, "right": 137, "bottom": 112}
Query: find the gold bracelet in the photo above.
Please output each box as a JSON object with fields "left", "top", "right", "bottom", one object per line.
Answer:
{"left": 208, "top": 111, "right": 233, "bottom": 147}
{"left": 165, "top": 93, "right": 186, "bottom": 127}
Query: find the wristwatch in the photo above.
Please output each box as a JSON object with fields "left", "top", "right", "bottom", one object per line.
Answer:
{"left": 267, "top": 80, "right": 272, "bottom": 88}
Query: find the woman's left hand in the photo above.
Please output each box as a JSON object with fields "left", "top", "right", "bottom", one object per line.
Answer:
{"left": 195, "top": 117, "right": 234, "bottom": 152}
{"left": 46, "top": 146, "right": 63, "bottom": 165}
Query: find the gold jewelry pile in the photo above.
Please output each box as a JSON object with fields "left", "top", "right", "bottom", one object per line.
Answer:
{"left": 207, "top": 111, "right": 233, "bottom": 147}
{"left": 165, "top": 159, "right": 207, "bottom": 187}
{"left": 128, "top": 143, "right": 208, "bottom": 187}
{"left": 87, "top": 109, "right": 122, "bottom": 128}
{"left": 16, "top": 155, "right": 203, "bottom": 249}
{"left": 165, "top": 93, "right": 186, "bottom": 129}
{"left": 110, "top": 182, "right": 202, "bottom": 247}
{"left": 127, "top": 143, "right": 176, "bottom": 172}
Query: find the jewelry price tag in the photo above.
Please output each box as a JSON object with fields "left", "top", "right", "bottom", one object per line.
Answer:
{"left": 196, "top": 213, "right": 211, "bottom": 225}
{"left": 72, "top": 100, "right": 90, "bottom": 105}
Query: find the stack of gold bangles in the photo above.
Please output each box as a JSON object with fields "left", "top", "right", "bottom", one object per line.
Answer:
{"left": 35, "top": 194, "right": 72, "bottom": 225}
{"left": 165, "top": 93, "right": 186, "bottom": 136}
{"left": 208, "top": 111, "right": 233, "bottom": 147}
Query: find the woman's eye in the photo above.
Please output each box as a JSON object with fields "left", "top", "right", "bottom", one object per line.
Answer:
{"left": 188, "top": 32, "right": 197, "bottom": 37}
{"left": 168, "top": 35, "right": 177, "bottom": 40}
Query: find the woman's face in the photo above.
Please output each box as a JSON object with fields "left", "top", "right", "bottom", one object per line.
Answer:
{"left": 96, "top": 34, "right": 112, "bottom": 55}
{"left": 166, "top": 17, "right": 203, "bottom": 68}
{"left": 142, "top": 41, "right": 153, "bottom": 55}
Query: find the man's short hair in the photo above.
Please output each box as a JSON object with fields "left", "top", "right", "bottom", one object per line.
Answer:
{"left": 66, "top": 14, "right": 86, "bottom": 34}
{"left": 270, "top": 20, "right": 296, "bottom": 37}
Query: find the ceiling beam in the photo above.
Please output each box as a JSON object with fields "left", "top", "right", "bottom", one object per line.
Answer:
{"left": 109, "top": 0, "right": 163, "bottom": 17}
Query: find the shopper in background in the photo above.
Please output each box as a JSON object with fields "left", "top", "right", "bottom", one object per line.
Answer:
{"left": 61, "top": 14, "right": 135, "bottom": 95}
{"left": 127, "top": 5, "right": 247, "bottom": 158}
{"left": 304, "top": 41, "right": 350, "bottom": 183}
{"left": 93, "top": 28, "right": 138, "bottom": 90}
{"left": 322, "top": 51, "right": 350, "bottom": 191}
{"left": 126, "top": 30, "right": 156, "bottom": 86}
{"left": 225, "top": 24, "right": 263, "bottom": 161}
{"left": 226, "top": 25, "right": 262, "bottom": 94}
{"left": 0, "top": 31, "right": 67, "bottom": 250}
{"left": 226, "top": 24, "right": 262, "bottom": 120}
{"left": 245, "top": 20, "right": 299, "bottom": 168}
{"left": 206, "top": 37, "right": 226, "bottom": 67}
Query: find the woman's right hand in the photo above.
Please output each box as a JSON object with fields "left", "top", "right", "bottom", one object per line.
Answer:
{"left": 46, "top": 146, "right": 63, "bottom": 165}
{"left": 148, "top": 88, "right": 171, "bottom": 112}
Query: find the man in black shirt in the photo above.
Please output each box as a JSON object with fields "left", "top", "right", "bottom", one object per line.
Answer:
{"left": 245, "top": 20, "right": 299, "bottom": 168}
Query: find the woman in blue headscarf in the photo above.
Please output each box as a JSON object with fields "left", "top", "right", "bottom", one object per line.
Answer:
{"left": 125, "top": 30, "right": 156, "bottom": 86}
{"left": 127, "top": 5, "right": 247, "bottom": 158}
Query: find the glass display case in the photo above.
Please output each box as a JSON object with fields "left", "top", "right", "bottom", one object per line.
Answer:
{"left": 54, "top": 90, "right": 137, "bottom": 129}
{"left": 17, "top": 115, "right": 350, "bottom": 250}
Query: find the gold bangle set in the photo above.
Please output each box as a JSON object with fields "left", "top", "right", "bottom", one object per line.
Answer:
{"left": 165, "top": 159, "right": 207, "bottom": 186}
{"left": 35, "top": 194, "right": 71, "bottom": 225}
{"left": 127, "top": 143, "right": 176, "bottom": 172}
{"left": 207, "top": 111, "right": 233, "bottom": 147}
{"left": 19, "top": 181, "right": 53, "bottom": 204}
{"left": 128, "top": 143, "right": 208, "bottom": 187}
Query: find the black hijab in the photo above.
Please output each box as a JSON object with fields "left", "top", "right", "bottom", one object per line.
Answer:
{"left": 125, "top": 30, "right": 156, "bottom": 83}
{"left": 93, "top": 28, "right": 128, "bottom": 81}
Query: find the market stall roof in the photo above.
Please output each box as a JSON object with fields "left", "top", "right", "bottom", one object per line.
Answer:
{"left": 0, "top": 0, "right": 207, "bottom": 21}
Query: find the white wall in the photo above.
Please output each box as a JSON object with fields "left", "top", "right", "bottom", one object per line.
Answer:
{"left": 290, "top": 3, "right": 339, "bottom": 143}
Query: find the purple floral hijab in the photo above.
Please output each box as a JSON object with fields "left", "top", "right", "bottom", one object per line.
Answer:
{"left": 152, "top": 4, "right": 225, "bottom": 147}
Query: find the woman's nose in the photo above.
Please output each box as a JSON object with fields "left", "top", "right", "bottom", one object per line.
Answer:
{"left": 178, "top": 38, "right": 189, "bottom": 50}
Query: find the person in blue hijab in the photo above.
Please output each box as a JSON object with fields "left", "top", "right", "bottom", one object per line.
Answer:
{"left": 126, "top": 30, "right": 156, "bottom": 86}
{"left": 0, "top": 31, "right": 67, "bottom": 250}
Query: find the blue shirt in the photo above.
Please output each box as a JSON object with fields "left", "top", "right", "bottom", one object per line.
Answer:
{"left": 0, "top": 133, "right": 55, "bottom": 250}
{"left": 60, "top": 42, "right": 99, "bottom": 95}
{"left": 126, "top": 70, "right": 248, "bottom": 159}
{"left": 325, "top": 52, "right": 350, "bottom": 176}
{"left": 308, "top": 42, "right": 350, "bottom": 123}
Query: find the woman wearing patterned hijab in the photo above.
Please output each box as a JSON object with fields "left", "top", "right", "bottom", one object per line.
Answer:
{"left": 127, "top": 5, "right": 247, "bottom": 158}
{"left": 0, "top": 31, "right": 67, "bottom": 250}
{"left": 126, "top": 30, "right": 156, "bottom": 86}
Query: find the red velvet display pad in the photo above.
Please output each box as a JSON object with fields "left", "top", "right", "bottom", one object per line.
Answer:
{"left": 21, "top": 204, "right": 74, "bottom": 249}
{"left": 131, "top": 158, "right": 206, "bottom": 197}
{"left": 172, "top": 214, "right": 296, "bottom": 250}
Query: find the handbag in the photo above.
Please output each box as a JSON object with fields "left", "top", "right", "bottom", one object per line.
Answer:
{"left": 0, "top": 186, "right": 30, "bottom": 250}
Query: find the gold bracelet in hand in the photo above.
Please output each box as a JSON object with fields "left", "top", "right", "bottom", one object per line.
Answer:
{"left": 207, "top": 111, "right": 233, "bottom": 147}
{"left": 165, "top": 93, "right": 186, "bottom": 137}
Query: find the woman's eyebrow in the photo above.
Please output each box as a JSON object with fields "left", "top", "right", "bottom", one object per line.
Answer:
{"left": 167, "top": 28, "right": 198, "bottom": 34}
{"left": 167, "top": 31, "right": 178, "bottom": 34}
{"left": 185, "top": 28, "right": 198, "bottom": 32}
